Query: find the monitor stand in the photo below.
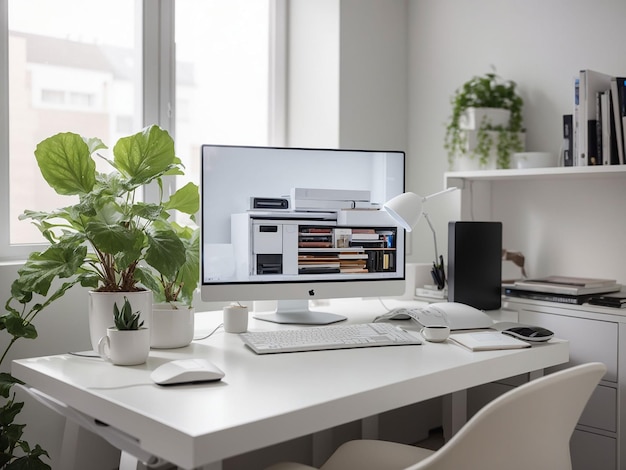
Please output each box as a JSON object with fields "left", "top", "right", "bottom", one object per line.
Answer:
{"left": 253, "top": 299, "right": 346, "bottom": 325}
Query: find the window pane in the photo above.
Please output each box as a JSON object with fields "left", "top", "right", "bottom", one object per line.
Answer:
{"left": 174, "top": 0, "right": 271, "bottom": 190}
{"left": 8, "top": 0, "right": 141, "bottom": 244}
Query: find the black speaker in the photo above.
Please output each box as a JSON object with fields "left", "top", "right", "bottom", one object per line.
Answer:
{"left": 447, "top": 221, "right": 502, "bottom": 310}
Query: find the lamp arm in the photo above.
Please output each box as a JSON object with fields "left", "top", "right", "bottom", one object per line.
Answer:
{"left": 422, "top": 186, "right": 458, "bottom": 202}
{"left": 422, "top": 211, "right": 439, "bottom": 262}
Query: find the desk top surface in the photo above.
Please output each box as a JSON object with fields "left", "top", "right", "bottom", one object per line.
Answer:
{"left": 12, "top": 299, "right": 569, "bottom": 469}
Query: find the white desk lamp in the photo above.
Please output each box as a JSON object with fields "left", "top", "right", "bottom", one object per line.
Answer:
{"left": 383, "top": 187, "right": 458, "bottom": 290}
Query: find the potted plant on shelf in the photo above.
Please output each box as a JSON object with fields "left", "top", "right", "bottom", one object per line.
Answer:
{"left": 98, "top": 297, "right": 150, "bottom": 366}
{"left": 6, "top": 124, "right": 200, "bottom": 351}
{"left": 444, "top": 71, "right": 525, "bottom": 170}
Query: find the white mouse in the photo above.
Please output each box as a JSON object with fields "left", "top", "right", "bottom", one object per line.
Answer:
{"left": 151, "top": 358, "right": 225, "bottom": 385}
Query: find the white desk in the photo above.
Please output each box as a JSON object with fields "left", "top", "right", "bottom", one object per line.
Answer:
{"left": 12, "top": 299, "right": 569, "bottom": 470}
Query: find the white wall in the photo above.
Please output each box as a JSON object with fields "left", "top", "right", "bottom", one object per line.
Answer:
{"left": 287, "top": 0, "right": 408, "bottom": 152}
{"left": 407, "top": 0, "right": 626, "bottom": 263}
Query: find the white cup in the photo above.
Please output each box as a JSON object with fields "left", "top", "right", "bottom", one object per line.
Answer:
{"left": 223, "top": 304, "right": 249, "bottom": 333}
{"left": 420, "top": 325, "right": 450, "bottom": 343}
{"left": 98, "top": 327, "right": 150, "bottom": 365}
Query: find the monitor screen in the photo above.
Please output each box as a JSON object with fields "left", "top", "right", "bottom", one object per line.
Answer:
{"left": 200, "top": 144, "right": 406, "bottom": 324}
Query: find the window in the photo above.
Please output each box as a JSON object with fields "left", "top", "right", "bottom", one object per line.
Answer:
{"left": 174, "top": 0, "right": 274, "bottom": 189}
{"left": 5, "top": 0, "right": 140, "bottom": 250}
{"left": 1, "top": 0, "right": 281, "bottom": 259}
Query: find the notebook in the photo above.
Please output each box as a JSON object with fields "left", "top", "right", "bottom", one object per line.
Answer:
{"left": 449, "top": 331, "right": 531, "bottom": 351}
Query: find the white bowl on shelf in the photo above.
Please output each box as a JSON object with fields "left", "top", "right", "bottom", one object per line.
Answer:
{"left": 512, "top": 152, "right": 556, "bottom": 169}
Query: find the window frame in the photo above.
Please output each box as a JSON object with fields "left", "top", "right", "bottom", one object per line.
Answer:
{"left": 0, "top": 0, "right": 284, "bottom": 261}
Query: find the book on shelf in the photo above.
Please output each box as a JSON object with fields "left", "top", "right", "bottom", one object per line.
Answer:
{"left": 503, "top": 286, "right": 594, "bottom": 305}
{"left": 573, "top": 77, "right": 579, "bottom": 163}
{"left": 577, "top": 70, "right": 612, "bottom": 166}
{"left": 350, "top": 233, "right": 381, "bottom": 240}
{"left": 610, "top": 76, "right": 626, "bottom": 164}
{"left": 522, "top": 275, "right": 617, "bottom": 287}
{"left": 563, "top": 114, "right": 574, "bottom": 166}
{"left": 337, "top": 252, "right": 368, "bottom": 260}
{"left": 298, "top": 241, "right": 333, "bottom": 248}
{"left": 603, "top": 89, "right": 620, "bottom": 165}
{"left": 587, "top": 290, "right": 626, "bottom": 308}
{"left": 449, "top": 331, "right": 531, "bottom": 351}
{"left": 512, "top": 276, "right": 620, "bottom": 295}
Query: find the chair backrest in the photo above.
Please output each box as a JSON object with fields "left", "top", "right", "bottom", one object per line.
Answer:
{"left": 409, "top": 362, "right": 607, "bottom": 470}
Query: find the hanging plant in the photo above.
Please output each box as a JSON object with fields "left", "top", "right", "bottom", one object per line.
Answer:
{"left": 444, "top": 71, "right": 525, "bottom": 169}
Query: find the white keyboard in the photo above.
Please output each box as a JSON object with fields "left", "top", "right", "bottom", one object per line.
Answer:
{"left": 240, "top": 322, "right": 422, "bottom": 354}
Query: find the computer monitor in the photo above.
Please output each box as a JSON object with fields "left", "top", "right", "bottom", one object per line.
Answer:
{"left": 200, "top": 144, "right": 406, "bottom": 324}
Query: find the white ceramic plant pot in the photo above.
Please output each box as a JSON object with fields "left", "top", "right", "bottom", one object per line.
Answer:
{"left": 98, "top": 327, "right": 150, "bottom": 366}
{"left": 88, "top": 290, "right": 153, "bottom": 352}
{"left": 151, "top": 303, "right": 195, "bottom": 349}
{"left": 459, "top": 107, "right": 511, "bottom": 130}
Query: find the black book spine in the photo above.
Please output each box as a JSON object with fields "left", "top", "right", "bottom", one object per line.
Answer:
{"left": 563, "top": 114, "right": 574, "bottom": 167}
{"left": 587, "top": 119, "right": 600, "bottom": 165}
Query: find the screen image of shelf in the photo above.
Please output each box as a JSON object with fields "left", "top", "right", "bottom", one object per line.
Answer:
{"left": 200, "top": 144, "right": 406, "bottom": 311}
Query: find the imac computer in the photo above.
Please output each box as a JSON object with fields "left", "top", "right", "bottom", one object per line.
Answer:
{"left": 200, "top": 144, "right": 406, "bottom": 324}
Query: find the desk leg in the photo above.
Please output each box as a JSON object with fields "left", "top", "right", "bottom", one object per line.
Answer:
{"left": 58, "top": 420, "right": 121, "bottom": 470}
{"left": 361, "top": 416, "right": 379, "bottom": 439}
{"left": 442, "top": 390, "right": 467, "bottom": 442}
{"left": 312, "top": 429, "right": 334, "bottom": 467}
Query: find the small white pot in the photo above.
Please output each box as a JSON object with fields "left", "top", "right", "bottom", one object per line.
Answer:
{"left": 98, "top": 327, "right": 150, "bottom": 366}
{"left": 88, "top": 290, "right": 153, "bottom": 352}
{"left": 151, "top": 303, "right": 195, "bottom": 349}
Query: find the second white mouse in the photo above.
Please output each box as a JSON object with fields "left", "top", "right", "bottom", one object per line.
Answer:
{"left": 151, "top": 358, "right": 225, "bottom": 385}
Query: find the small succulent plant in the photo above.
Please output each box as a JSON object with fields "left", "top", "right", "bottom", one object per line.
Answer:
{"left": 113, "top": 297, "right": 144, "bottom": 330}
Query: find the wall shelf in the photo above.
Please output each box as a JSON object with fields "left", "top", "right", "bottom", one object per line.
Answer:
{"left": 445, "top": 165, "right": 626, "bottom": 185}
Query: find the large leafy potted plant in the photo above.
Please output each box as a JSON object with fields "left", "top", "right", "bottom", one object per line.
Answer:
{"left": 444, "top": 71, "right": 525, "bottom": 170}
{"left": 7, "top": 124, "right": 199, "bottom": 351}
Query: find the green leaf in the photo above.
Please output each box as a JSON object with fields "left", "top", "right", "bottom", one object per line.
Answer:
{"left": 5, "top": 316, "right": 37, "bottom": 340}
{"left": 134, "top": 265, "right": 161, "bottom": 294}
{"left": 34, "top": 133, "right": 96, "bottom": 195}
{"left": 4, "top": 449, "right": 51, "bottom": 470}
{"left": 112, "top": 125, "right": 176, "bottom": 185}
{"left": 0, "top": 401, "right": 24, "bottom": 427}
{"left": 145, "top": 226, "right": 186, "bottom": 280}
{"left": 0, "top": 373, "right": 23, "bottom": 399}
{"left": 130, "top": 202, "right": 163, "bottom": 222}
{"left": 12, "top": 245, "right": 86, "bottom": 298}
{"left": 83, "top": 136, "right": 107, "bottom": 155}
{"left": 177, "top": 228, "right": 200, "bottom": 304}
{"left": 86, "top": 221, "right": 144, "bottom": 259}
{"left": 164, "top": 182, "right": 199, "bottom": 215}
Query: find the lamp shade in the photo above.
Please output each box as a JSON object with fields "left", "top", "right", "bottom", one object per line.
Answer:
{"left": 382, "top": 192, "right": 424, "bottom": 232}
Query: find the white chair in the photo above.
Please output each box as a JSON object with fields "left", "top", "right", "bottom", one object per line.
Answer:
{"left": 266, "top": 362, "right": 607, "bottom": 470}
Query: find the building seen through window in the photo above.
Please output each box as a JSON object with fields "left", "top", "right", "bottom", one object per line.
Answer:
{"left": 7, "top": 0, "right": 271, "bottom": 247}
